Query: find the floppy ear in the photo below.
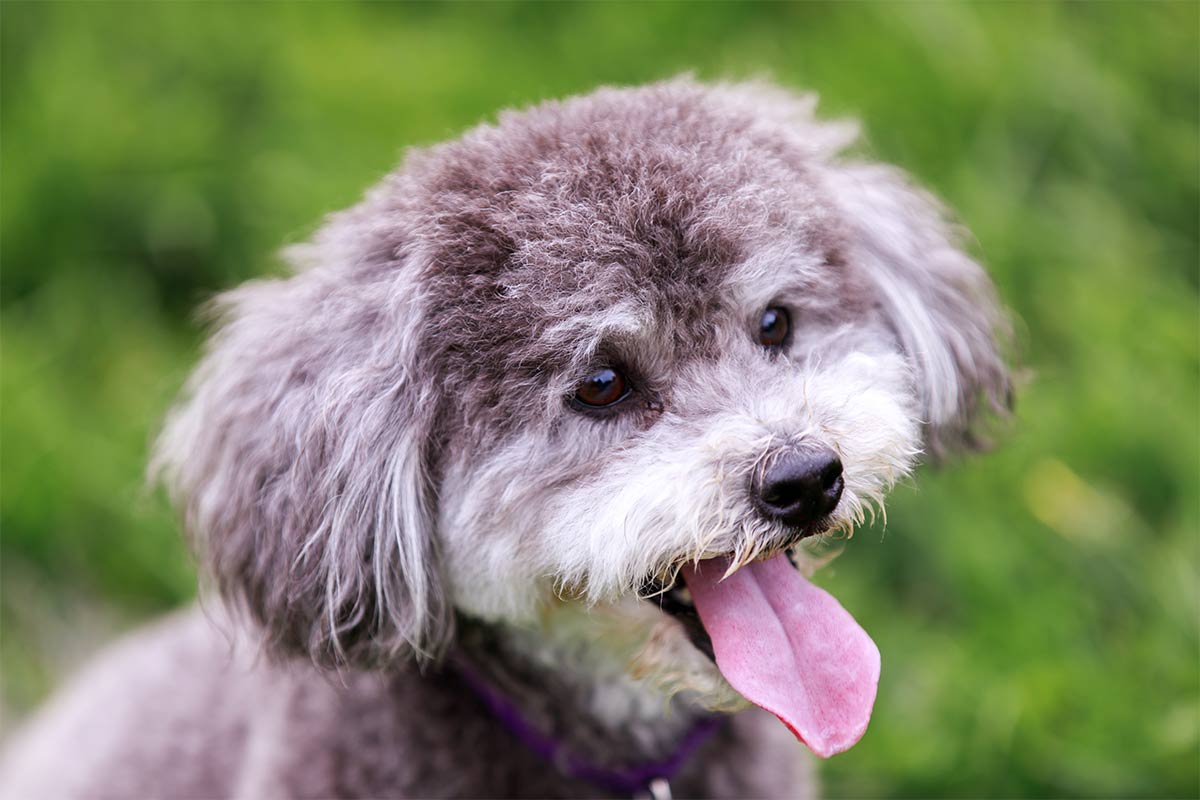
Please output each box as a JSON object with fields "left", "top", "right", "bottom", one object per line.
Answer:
{"left": 152, "top": 239, "right": 451, "bottom": 665}
{"left": 827, "top": 163, "right": 1012, "bottom": 456}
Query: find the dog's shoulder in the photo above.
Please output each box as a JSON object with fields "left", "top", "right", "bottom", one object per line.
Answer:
{"left": 1, "top": 606, "right": 254, "bottom": 798}
{"left": 0, "top": 606, "right": 403, "bottom": 798}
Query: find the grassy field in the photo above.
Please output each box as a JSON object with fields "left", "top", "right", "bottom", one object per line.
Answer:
{"left": 2, "top": 2, "right": 1196, "bottom": 797}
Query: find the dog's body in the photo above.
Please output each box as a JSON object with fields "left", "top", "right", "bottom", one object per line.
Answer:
{"left": 1, "top": 79, "right": 1008, "bottom": 798}
{"left": 1, "top": 607, "right": 810, "bottom": 798}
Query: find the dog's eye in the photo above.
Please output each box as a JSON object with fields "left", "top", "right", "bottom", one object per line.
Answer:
{"left": 573, "top": 368, "right": 629, "bottom": 409}
{"left": 758, "top": 307, "right": 791, "bottom": 349}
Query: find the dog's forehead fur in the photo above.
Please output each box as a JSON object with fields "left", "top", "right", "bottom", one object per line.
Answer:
{"left": 372, "top": 81, "right": 864, "bottom": 434}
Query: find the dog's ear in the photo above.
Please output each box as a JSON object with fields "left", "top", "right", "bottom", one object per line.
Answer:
{"left": 152, "top": 233, "right": 451, "bottom": 666}
{"left": 827, "top": 163, "right": 1012, "bottom": 457}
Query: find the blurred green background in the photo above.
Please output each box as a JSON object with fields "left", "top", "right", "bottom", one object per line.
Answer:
{"left": 2, "top": 2, "right": 1196, "bottom": 797}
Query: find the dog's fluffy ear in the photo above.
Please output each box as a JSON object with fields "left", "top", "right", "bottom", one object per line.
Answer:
{"left": 152, "top": 235, "right": 451, "bottom": 665}
{"left": 828, "top": 163, "right": 1012, "bottom": 456}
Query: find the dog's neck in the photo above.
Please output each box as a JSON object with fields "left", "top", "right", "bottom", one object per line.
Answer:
{"left": 451, "top": 602, "right": 715, "bottom": 767}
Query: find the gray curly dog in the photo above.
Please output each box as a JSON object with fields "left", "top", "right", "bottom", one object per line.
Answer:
{"left": 0, "top": 78, "right": 1009, "bottom": 800}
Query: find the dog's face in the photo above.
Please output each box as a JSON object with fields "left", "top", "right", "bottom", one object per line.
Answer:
{"left": 155, "top": 80, "right": 1008, "bottom": 729}
{"left": 432, "top": 166, "right": 920, "bottom": 623}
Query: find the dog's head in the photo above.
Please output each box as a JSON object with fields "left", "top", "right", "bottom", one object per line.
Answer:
{"left": 154, "top": 78, "right": 1009, "bottom": 753}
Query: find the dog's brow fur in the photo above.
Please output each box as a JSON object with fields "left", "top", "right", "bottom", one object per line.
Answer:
{"left": 1, "top": 77, "right": 1011, "bottom": 800}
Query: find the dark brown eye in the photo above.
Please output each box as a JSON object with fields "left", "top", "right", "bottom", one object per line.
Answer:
{"left": 573, "top": 367, "right": 629, "bottom": 409}
{"left": 758, "top": 307, "right": 791, "bottom": 349}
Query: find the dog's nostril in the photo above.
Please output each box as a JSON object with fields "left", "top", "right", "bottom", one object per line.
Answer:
{"left": 753, "top": 449, "right": 844, "bottom": 531}
{"left": 818, "top": 459, "right": 843, "bottom": 492}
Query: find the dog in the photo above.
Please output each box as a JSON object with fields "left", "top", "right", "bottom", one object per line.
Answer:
{"left": 0, "top": 78, "right": 1010, "bottom": 799}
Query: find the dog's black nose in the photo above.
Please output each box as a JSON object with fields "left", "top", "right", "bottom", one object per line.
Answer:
{"left": 753, "top": 449, "right": 844, "bottom": 531}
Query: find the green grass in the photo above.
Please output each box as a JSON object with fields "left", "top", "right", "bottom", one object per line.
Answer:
{"left": 2, "top": 2, "right": 1196, "bottom": 797}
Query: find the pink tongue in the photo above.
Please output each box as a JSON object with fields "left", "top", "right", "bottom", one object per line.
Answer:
{"left": 680, "top": 554, "right": 880, "bottom": 758}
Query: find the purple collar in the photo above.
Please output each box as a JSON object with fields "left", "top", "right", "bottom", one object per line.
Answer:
{"left": 451, "top": 655, "right": 724, "bottom": 797}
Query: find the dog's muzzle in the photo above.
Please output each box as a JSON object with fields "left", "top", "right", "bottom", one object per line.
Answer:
{"left": 643, "top": 448, "right": 845, "bottom": 660}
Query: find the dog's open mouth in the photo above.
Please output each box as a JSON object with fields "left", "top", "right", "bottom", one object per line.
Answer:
{"left": 643, "top": 577, "right": 716, "bottom": 660}
{"left": 643, "top": 552, "right": 880, "bottom": 758}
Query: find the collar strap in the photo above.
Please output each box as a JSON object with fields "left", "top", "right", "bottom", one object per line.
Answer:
{"left": 451, "top": 655, "right": 723, "bottom": 797}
